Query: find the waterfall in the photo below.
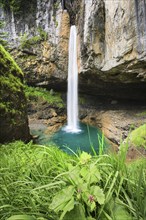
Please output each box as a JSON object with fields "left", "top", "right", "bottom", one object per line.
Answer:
{"left": 65, "top": 25, "right": 80, "bottom": 133}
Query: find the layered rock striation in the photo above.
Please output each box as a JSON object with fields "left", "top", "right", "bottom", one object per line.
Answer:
{"left": 77, "top": 0, "right": 146, "bottom": 100}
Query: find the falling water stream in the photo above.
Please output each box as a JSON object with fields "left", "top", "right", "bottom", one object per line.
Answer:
{"left": 30, "top": 26, "right": 108, "bottom": 154}
{"left": 64, "top": 25, "right": 81, "bottom": 133}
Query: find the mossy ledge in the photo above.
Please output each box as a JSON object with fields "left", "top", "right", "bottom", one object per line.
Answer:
{"left": 0, "top": 44, "right": 30, "bottom": 143}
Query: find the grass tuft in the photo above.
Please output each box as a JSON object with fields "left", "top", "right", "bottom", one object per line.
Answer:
{"left": 0, "top": 140, "right": 145, "bottom": 219}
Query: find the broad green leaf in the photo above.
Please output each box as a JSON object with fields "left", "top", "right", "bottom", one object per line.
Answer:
{"left": 77, "top": 182, "right": 88, "bottom": 193}
{"left": 67, "top": 166, "right": 81, "bottom": 185}
{"left": 77, "top": 183, "right": 88, "bottom": 200}
{"left": 63, "top": 204, "right": 86, "bottom": 220}
{"left": 80, "top": 164, "right": 101, "bottom": 184}
{"left": 80, "top": 167, "right": 88, "bottom": 179}
{"left": 49, "top": 185, "right": 75, "bottom": 212}
{"left": 79, "top": 152, "right": 91, "bottom": 164}
{"left": 82, "top": 191, "right": 90, "bottom": 204}
{"left": 60, "top": 197, "right": 74, "bottom": 220}
{"left": 90, "top": 201, "right": 96, "bottom": 211}
{"left": 89, "top": 164, "right": 101, "bottom": 182}
{"left": 7, "top": 215, "right": 36, "bottom": 220}
{"left": 87, "top": 164, "right": 101, "bottom": 184}
{"left": 90, "top": 186, "right": 105, "bottom": 205}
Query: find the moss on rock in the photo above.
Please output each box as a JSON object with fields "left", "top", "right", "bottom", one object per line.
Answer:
{"left": 128, "top": 124, "right": 146, "bottom": 149}
{"left": 0, "top": 44, "right": 30, "bottom": 143}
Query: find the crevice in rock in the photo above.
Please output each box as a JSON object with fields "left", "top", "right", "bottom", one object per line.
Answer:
{"left": 64, "top": 0, "right": 81, "bottom": 25}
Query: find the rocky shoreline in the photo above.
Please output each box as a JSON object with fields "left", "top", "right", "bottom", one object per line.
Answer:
{"left": 28, "top": 94, "right": 146, "bottom": 160}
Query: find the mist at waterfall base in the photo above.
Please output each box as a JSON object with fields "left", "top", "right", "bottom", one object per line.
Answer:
{"left": 31, "top": 122, "right": 107, "bottom": 155}
{"left": 51, "top": 123, "right": 107, "bottom": 154}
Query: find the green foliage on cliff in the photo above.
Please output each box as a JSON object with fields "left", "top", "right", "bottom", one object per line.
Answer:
{"left": 0, "top": 44, "right": 24, "bottom": 116}
{"left": 37, "top": 27, "right": 48, "bottom": 41}
{"left": 20, "top": 33, "right": 42, "bottom": 49}
{"left": 20, "top": 30, "right": 48, "bottom": 50}
{"left": 24, "top": 85, "right": 64, "bottom": 108}
{"left": 0, "top": 0, "right": 36, "bottom": 15}
{"left": 19, "top": 26, "right": 48, "bottom": 49}
{"left": 0, "top": 20, "right": 9, "bottom": 48}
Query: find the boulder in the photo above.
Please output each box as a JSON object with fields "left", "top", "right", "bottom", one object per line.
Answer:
{"left": 0, "top": 45, "right": 30, "bottom": 143}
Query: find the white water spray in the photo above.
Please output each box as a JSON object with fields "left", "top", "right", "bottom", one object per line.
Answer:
{"left": 65, "top": 25, "right": 80, "bottom": 133}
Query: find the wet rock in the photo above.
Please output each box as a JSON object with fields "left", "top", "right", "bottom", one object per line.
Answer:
{"left": 79, "top": 94, "right": 146, "bottom": 147}
{"left": 38, "top": 108, "right": 57, "bottom": 119}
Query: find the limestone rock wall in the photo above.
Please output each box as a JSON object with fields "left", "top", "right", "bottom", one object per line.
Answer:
{"left": 0, "top": 0, "right": 62, "bottom": 47}
{"left": 79, "top": 0, "right": 146, "bottom": 82}
{"left": 0, "top": 0, "right": 70, "bottom": 88}
{"left": 0, "top": 0, "right": 146, "bottom": 100}
{"left": 77, "top": 0, "right": 146, "bottom": 100}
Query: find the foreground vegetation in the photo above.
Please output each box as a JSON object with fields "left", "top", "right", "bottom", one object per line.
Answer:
{"left": 0, "top": 140, "right": 146, "bottom": 220}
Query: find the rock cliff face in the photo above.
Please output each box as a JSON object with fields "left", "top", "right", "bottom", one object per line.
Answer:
{"left": 0, "top": 0, "right": 146, "bottom": 101}
{"left": 77, "top": 0, "right": 146, "bottom": 100}
{"left": 0, "top": 45, "right": 30, "bottom": 143}
{"left": 0, "top": 0, "right": 70, "bottom": 89}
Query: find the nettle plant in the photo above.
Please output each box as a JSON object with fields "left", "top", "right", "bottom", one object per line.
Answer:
{"left": 49, "top": 152, "right": 105, "bottom": 220}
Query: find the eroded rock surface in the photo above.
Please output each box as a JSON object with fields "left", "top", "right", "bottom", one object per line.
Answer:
{"left": 27, "top": 94, "right": 66, "bottom": 137}
{"left": 78, "top": 0, "right": 146, "bottom": 100}
{"left": 79, "top": 95, "right": 146, "bottom": 147}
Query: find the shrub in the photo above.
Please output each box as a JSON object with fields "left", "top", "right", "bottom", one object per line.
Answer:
{"left": 24, "top": 85, "right": 64, "bottom": 108}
